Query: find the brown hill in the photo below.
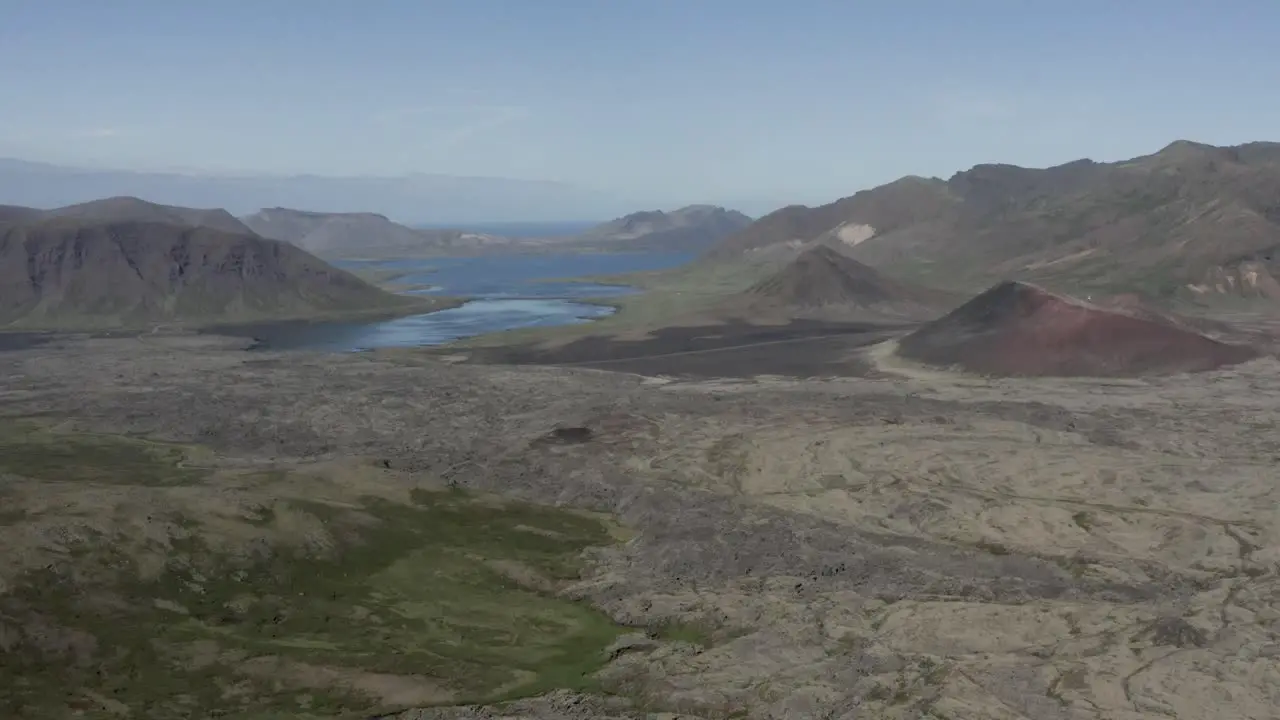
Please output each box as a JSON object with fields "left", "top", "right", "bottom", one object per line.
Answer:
{"left": 0, "top": 205, "right": 45, "bottom": 225}
{"left": 707, "top": 177, "right": 957, "bottom": 262}
{"left": 44, "top": 196, "right": 256, "bottom": 235}
{"left": 0, "top": 218, "right": 412, "bottom": 329}
{"left": 735, "top": 245, "right": 953, "bottom": 320}
{"left": 240, "top": 207, "right": 516, "bottom": 258}
{"left": 1090, "top": 293, "right": 1241, "bottom": 338}
{"left": 571, "top": 205, "right": 753, "bottom": 253}
{"left": 706, "top": 140, "right": 1280, "bottom": 300}
{"left": 895, "top": 281, "right": 1259, "bottom": 377}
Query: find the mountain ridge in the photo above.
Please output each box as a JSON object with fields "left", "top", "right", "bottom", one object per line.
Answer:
{"left": 0, "top": 157, "right": 631, "bottom": 223}
{"left": 10, "top": 196, "right": 258, "bottom": 235}
{"left": 571, "top": 205, "right": 752, "bottom": 252}
{"left": 0, "top": 209, "right": 422, "bottom": 330}
{"left": 706, "top": 139, "right": 1280, "bottom": 301}
{"left": 239, "top": 207, "right": 512, "bottom": 258}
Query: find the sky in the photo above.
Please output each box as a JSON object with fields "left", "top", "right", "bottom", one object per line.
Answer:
{"left": 2, "top": 1, "right": 1279, "bottom": 216}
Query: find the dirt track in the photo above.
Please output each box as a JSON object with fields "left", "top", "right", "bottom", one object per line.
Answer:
{"left": 3, "top": 331, "right": 1280, "bottom": 719}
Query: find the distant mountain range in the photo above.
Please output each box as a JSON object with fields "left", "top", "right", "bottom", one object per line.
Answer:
{"left": 240, "top": 208, "right": 514, "bottom": 258}
{"left": 236, "top": 204, "right": 749, "bottom": 258}
{"left": 0, "top": 193, "right": 754, "bottom": 329}
{"left": 707, "top": 140, "right": 1280, "bottom": 302}
{"left": 13, "top": 137, "right": 1280, "bottom": 335}
{"left": 0, "top": 163, "right": 754, "bottom": 261}
{"left": 0, "top": 157, "right": 630, "bottom": 223}
{"left": 0, "top": 199, "right": 426, "bottom": 330}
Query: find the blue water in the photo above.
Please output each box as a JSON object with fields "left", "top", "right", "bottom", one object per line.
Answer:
{"left": 233, "top": 251, "right": 695, "bottom": 352}
{"left": 235, "top": 299, "right": 617, "bottom": 352}
{"left": 336, "top": 252, "right": 694, "bottom": 300}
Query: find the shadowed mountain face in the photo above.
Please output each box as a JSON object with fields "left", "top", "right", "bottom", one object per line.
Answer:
{"left": 707, "top": 140, "right": 1280, "bottom": 300}
{"left": 0, "top": 216, "right": 407, "bottom": 329}
{"left": 571, "top": 205, "right": 752, "bottom": 252}
{"left": 0, "top": 205, "right": 46, "bottom": 225}
{"left": 896, "top": 281, "right": 1259, "bottom": 377}
{"left": 239, "top": 207, "right": 511, "bottom": 258}
{"left": 736, "top": 245, "right": 953, "bottom": 321}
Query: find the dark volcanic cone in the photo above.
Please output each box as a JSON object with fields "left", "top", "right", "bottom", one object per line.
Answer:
{"left": 735, "top": 245, "right": 951, "bottom": 321}
{"left": 1092, "top": 293, "right": 1238, "bottom": 337}
{"left": 749, "top": 245, "right": 916, "bottom": 306}
{"left": 896, "top": 281, "right": 1259, "bottom": 377}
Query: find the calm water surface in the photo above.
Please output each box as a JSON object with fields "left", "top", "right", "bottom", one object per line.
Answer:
{"left": 341, "top": 252, "right": 692, "bottom": 299}
{"left": 228, "top": 252, "right": 694, "bottom": 352}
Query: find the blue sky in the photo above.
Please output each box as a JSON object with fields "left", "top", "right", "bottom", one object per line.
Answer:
{"left": 2, "top": 1, "right": 1278, "bottom": 215}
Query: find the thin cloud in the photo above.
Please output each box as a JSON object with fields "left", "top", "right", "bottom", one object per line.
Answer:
{"left": 373, "top": 104, "right": 528, "bottom": 124}
{"left": 424, "top": 106, "right": 529, "bottom": 151}
{"left": 78, "top": 128, "right": 122, "bottom": 139}
{"left": 372, "top": 104, "right": 530, "bottom": 152}
{"left": 0, "top": 129, "right": 36, "bottom": 144}
{"left": 0, "top": 126, "right": 125, "bottom": 145}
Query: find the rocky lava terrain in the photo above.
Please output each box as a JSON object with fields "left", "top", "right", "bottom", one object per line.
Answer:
{"left": 1, "top": 331, "right": 1278, "bottom": 718}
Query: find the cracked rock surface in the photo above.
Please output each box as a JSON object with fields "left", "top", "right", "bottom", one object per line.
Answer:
{"left": 3, "top": 334, "right": 1280, "bottom": 719}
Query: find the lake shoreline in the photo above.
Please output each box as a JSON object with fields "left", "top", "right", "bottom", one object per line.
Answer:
{"left": 208, "top": 297, "right": 620, "bottom": 353}
{"left": 199, "top": 251, "right": 695, "bottom": 353}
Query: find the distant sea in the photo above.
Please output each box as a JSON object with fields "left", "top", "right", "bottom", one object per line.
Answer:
{"left": 412, "top": 221, "right": 599, "bottom": 238}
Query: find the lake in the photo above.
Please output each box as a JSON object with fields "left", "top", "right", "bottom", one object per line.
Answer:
{"left": 225, "top": 251, "right": 695, "bottom": 352}
{"left": 346, "top": 252, "right": 688, "bottom": 300}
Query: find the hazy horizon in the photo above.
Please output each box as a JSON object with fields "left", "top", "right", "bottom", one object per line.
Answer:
{"left": 3, "top": 2, "right": 1278, "bottom": 220}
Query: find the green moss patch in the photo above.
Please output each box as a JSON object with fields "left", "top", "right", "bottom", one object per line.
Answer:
{"left": 0, "top": 488, "right": 628, "bottom": 719}
{"left": 0, "top": 421, "right": 204, "bottom": 486}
